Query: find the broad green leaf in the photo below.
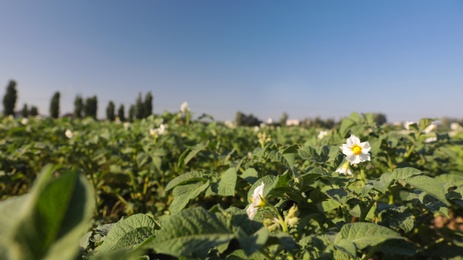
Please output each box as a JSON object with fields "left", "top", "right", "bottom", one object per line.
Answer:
{"left": 335, "top": 238, "right": 357, "bottom": 257}
{"left": 236, "top": 226, "right": 269, "bottom": 256}
{"left": 404, "top": 175, "right": 449, "bottom": 206}
{"left": 164, "top": 171, "right": 206, "bottom": 192}
{"left": 418, "top": 118, "right": 435, "bottom": 133}
{"left": 376, "top": 239, "right": 417, "bottom": 256}
{"left": 3, "top": 164, "right": 95, "bottom": 260}
{"left": 217, "top": 167, "right": 237, "bottom": 196}
{"left": 178, "top": 142, "right": 208, "bottom": 169}
{"left": 335, "top": 223, "right": 405, "bottom": 250}
{"left": 169, "top": 181, "right": 210, "bottom": 214}
{"left": 241, "top": 168, "right": 259, "bottom": 183}
{"left": 95, "top": 214, "right": 159, "bottom": 255}
{"left": 151, "top": 207, "right": 234, "bottom": 257}
{"left": 391, "top": 167, "right": 423, "bottom": 180}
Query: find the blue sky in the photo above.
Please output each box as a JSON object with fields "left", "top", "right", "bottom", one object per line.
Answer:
{"left": 1, "top": 1, "right": 462, "bottom": 123}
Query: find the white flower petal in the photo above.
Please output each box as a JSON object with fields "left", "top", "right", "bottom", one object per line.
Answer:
{"left": 360, "top": 142, "right": 371, "bottom": 153}
{"left": 246, "top": 205, "right": 258, "bottom": 220}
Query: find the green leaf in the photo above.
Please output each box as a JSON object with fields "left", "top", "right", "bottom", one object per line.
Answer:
{"left": 169, "top": 181, "right": 210, "bottom": 214}
{"left": 95, "top": 214, "right": 159, "bottom": 255}
{"left": 164, "top": 171, "right": 206, "bottom": 192}
{"left": 217, "top": 168, "right": 237, "bottom": 196}
{"left": 241, "top": 168, "right": 259, "bottom": 183}
{"left": 418, "top": 118, "right": 435, "bottom": 133}
{"left": 236, "top": 226, "right": 269, "bottom": 256}
{"left": 1, "top": 164, "right": 95, "bottom": 260}
{"left": 335, "top": 238, "right": 357, "bottom": 257}
{"left": 177, "top": 142, "right": 208, "bottom": 169}
{"left": 390, "top": 167, "right": 423, "bottom": 180}
{"left": 376, "top": 239, "right": 417, "bottom": 256}
{"left": 404, "top": 175, "right": 450, "bottom": 206}
{"left": 335, "top": 223, "right": 405, "bottom": 250}
{"left": 151, "top": 207, "right": 234, "bottom": 257}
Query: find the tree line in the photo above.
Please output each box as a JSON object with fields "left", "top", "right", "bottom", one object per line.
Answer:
{"left": 2, "top": 80, "right": 154, "bottom": 122}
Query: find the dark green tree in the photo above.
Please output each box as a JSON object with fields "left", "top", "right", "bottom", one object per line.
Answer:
{"left": 373, "top": 113, "right": 387, "bottom": 126}
{"left": 50, "top": 91, "right": 60, "bottom": 118}
{"left": 118, "top": 104, "right": 125, "bottom": 122}
{"left": 3, "top": 80, "right": 17, "bottom": 116}
{"left": 106, "top": 101, "right": 116, "bottom": 121}
{"left": 135, "top": 93, "right": 144, "bottom": 120}
{"left": 235, "top": 112, "right": 261, "bottom": 127}
{"left": 128, "top": 104, "right": 135, "bottom": 122}
{"left": 84, "top": 96, "right": 98, "bottom": 119}
{"left": 21, "top": 104, "right": 29, "bottom": 118}
{"left": 144, "top": 92, "right": 153, "bottom": 117}
{"left": 29, "top": 106, "right": 39, "bottom": 117}
{"left": 74, "top": 95, "right": 84, "bottom": 119}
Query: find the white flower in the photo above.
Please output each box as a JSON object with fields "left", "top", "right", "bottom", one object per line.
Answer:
{"left": 180, "top": 102, "right": 189, "bottom": 113}
{"left": 150, "top": 124, "right": 167, "bottom": 136}
{"left": 65, "top": 129, "right": 73, "bottom": 139}
{"left": 404, "top": 121, "right": 415, "bottom": 130}
{"left": 335, "top": 161, "right": 353, "bottom": 176}
{"left": 423, "top": 123, "right": 437, "bottom": 134}
{"left": 340, "top": 134, "right": 371, "bottom": 165}
{"left": 246, "top": 182, "right": 265, "bottom": 220}
{"left": 21, "top": 118, "right": 28, "bottom": 125}
{"left": 123, "top": 122, "right": 131, "bottom": 130}
{"left": 318, "top": 130, "right": 329, "bottom": 139}
{"left": 425, "top": 136, "right": 437, "bottom": 143}
{"left": 450, "top": 122, "right": 462, "bottom": 131}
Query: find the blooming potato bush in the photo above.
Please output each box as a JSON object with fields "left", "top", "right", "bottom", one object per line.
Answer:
{"left": 0, "top": 112, "right": 462, "bottom": 259}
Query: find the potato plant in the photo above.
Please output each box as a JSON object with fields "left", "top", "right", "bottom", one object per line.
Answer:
{"left": 0, "top": 112, "right": 462, "bottom": 259}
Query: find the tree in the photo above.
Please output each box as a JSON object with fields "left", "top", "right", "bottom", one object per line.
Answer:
{"left": 118, "top": 104, "right": 125, "bottom": 122}
{"left": 373, "top": 113, "right": 387, "bottom": 126}
{"left": 235, "top": 111, "right": 261, "bottom": 127}
{"left": 21, "top": 104, "right": 29, "bottom": 118}
{"left": 128, "top": 104, "right": 135, "bottom": 122}
{"left": 3, "top": 80, "right": 17, "bottom": 116}
{"left": 106, "top": 101, "right": 115, "bottom": 121}
{"left": 29, "top": 106, "right": 39, "bottom": 117}
{"left": 144, "top": 92, "right": 153, "bottom": 118}
{"left": 280, "top": 112, "right": 288, "bottom": 126}
{"left": 135, "top": 93, "right": 145, "bottom": 120}
{"left": 50, "top": 91, "right": 60, "bottom": 118}
{"left": 74, "top": 95, "right": 84, "bottom": 119}
{"left": 84, "top": 96, "right": 98, "bottom": 119}
{"left": 235, "top": 111, "right": 243, "bottom": 126}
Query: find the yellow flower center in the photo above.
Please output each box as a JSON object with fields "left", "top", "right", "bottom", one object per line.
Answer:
{"left": 352, "top": 145, "right": 362, "bottom": 155}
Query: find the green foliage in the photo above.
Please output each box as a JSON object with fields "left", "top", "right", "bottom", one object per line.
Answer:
{"left": 84, "top": 95, "right": 98, "bottom": 119}
{"left": 118, "top": 104, "right": 125, "bottom": 122}
{"left": 1, "top": 112, "right": 463, "bottom": 259}
{"left": 21, "top": 104, "right": 28, "bottom": 118}
{"left": 29, "top": 105, "right": 39, "bottom": 117}
{"left": 235, "top": 111, "right": 261, "bottom": 126}
{"left": 3, "top": 80, "right": 17, "bottom": 116}
{"left": 74, "top": 95, "right": 84, "bottom": 118}
{"left": 50, "top": 91, "right": 60, "bottom": 118}
{"left": 0, "top": 164, "right": 95, "bottom": 259}
{"left": 144, "top": 92, "right": 153, "bottom": 118}
{"left": 106, "top": 101, "right": 116, "bottom": 121}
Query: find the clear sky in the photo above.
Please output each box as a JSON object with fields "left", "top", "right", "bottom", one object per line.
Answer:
{"left": 1, "top": 1, "right": 462, "bottom": 123}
